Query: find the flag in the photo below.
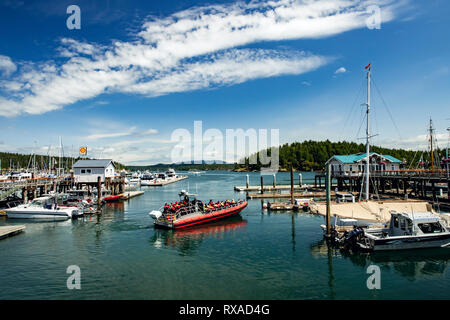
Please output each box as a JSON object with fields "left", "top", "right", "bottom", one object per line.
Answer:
{"left": 365, "top": 63, "right": 371, "bottom": 70}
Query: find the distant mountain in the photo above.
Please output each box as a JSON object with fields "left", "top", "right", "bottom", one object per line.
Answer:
{"left": 128, "top": 161, "right": 235, "bottom": 171}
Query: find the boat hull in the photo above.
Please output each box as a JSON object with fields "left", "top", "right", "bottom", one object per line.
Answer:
{"left": 364, "top": 232, "right": 450, "bottom": 251}
{"left": 5, "top": 209, "right": 73, "bottom": 220}
{"left": 155, "top": 201, "right": 248, "bottom": 229}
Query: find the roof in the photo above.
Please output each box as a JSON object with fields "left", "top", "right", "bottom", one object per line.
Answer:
{"left": 73, "top": 159, "right": 115, "bottom": 168}
{"left": 393, "top": 211, "right": 441, "bottom": 222}
{"left": 327, "top": 152, "right": 402, "bottom": 164}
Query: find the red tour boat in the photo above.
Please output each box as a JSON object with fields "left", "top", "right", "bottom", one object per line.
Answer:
{"left": 149, "top": 190, "right": 247, "bottom": 229}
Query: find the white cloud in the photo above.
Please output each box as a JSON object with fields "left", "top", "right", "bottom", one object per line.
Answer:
{"left": 335, "top": 67, "right": 347, "bottom": 74}
{"left": 0, "top": 0, "right": 404, "bottom": 117}
{"left": 0, "top": 55, "right": 17, "bottom": 76}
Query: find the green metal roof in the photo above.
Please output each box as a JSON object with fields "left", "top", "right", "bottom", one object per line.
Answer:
{"left": 329, "top": 153, "right": 401, "bottom": 164}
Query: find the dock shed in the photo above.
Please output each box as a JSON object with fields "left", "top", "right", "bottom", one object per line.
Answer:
{"left": 73, "top": 159, "right": 116, "bottom": 183}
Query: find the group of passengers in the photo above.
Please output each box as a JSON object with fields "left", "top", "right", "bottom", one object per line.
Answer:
{"left": 203, "top": 199, "right": 236, "bottom": 212}
{"left": 162, "top": 198, "right": 237, "bottom": 214}
{"left": 163, "top": 199, "right": 195, "bottom": 214}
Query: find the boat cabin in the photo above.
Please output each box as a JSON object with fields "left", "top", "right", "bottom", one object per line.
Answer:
{"left": 388, "top": 211, "right": 447, "bottom": 237}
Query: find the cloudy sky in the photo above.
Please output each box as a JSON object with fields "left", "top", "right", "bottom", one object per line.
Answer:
{"left": 0, "top": 0, "right": 449, "bottom": 165}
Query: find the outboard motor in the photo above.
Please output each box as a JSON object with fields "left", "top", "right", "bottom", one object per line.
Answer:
{"left": 343, "top": 227, "right": 364, "bottom": 250}
{"left": 149, "top": 210, "right": 162, "bottom": 220}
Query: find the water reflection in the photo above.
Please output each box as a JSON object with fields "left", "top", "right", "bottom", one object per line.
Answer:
{"left": 311, "top": 240, "right": 450, "bottom": 281}
{"left": 149, "top": 215, "right": 248, "bottom": 255}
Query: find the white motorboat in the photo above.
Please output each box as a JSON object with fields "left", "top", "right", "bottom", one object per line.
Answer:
{"left": 354, "top": 211, "right": 450, "bottom": 251}
{"left": 4, "top": 196, "right": 78, "bottom": 220}
{"left": 140, "top": 172, "right": 156, "bottom": 186}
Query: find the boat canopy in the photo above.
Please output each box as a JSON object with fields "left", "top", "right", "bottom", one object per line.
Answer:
{"left": 391, "top": 211, "right": 441, "bottom": 223}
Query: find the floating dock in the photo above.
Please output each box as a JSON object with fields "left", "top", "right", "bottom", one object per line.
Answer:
{"left": 309, "top": 200, "right": 438, "bottom": 223}
{"left": 119, "top": 190, "right": 144, "bottom": 200}
{"left": 0, "top": 225, "right": 25, "bottom": 240}
{"left": 146, "top": 176, "right": 188, "bottom": 186}
{"left": 234, "top": 185, "right": 312, "bottom": 192}
{"left": 247, "top": 191, "right": 329, "bottom": 199}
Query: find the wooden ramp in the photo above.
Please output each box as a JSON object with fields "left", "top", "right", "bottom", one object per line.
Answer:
{"left": 119, "top": 190, "right": 144, "bottom": 200}
{"left": 0, "top": 225, "right": 25, "bottom": 240}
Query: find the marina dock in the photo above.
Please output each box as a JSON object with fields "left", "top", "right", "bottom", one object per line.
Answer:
{"left": 234, "top": 185, "right": 313, "bottom": 192}
{"left": 119, "top": 190, "right": 144, "bottom": 200}
{"left": 0, "top": 225, "right": 25, "bottom": 240}
{"left": 247, "top": 191, "right": 328, "bottom": 199}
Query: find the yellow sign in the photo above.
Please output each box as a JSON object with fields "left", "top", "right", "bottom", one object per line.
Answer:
{"left": 79, "top": 147, "right": 87, "bottom": 155}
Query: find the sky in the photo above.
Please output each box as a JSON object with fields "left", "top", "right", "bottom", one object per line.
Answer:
{"left": 0, "top": 0, "right": 449, "bottom": 165}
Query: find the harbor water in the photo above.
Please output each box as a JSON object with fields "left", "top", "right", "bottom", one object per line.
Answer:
{"left": 0, "top": 171, "right": 449, "bottom": 299}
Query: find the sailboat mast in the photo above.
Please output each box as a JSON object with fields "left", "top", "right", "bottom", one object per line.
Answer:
{"left": 365, "top": 66, "right": 371, "bottom": 201}
{"left": 429, "top": 118, "right": 434, "bottom": 171}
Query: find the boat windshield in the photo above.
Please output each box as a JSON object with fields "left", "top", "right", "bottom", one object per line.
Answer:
{"left": 418, "top": 222, "right": 444, "bottom": 234}
{"left": 29, "top": 199, "right": 45, "bottom": 207}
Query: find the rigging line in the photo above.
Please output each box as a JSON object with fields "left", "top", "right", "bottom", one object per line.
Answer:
{"left": 339, "top": 78, "right": 365, "bottom": 141}
{"left": 371, "top": 76, "right": 403, "bottom": 141}
{"left": 355, "top": 112, "right": 367, "bottom": 143}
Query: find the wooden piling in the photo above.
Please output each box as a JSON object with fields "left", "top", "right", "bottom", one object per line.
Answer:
{"left": 325, "top": 163, "right": 331, "bottom": 236}
{"left": 97, "top": 176, "right": 102, "bottom": 214}
{"left": 290, "top": 166, "right": 294, "bottom": 205}
{"left": 260, "top": 176, "right": 264, "bottom": 194}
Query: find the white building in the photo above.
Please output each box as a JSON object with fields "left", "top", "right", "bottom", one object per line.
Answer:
{"left": 73, "top": 159, "right": 116, "bottom": 183}
{"left": 325, "top": 152, "right": 402, "bottom": 177}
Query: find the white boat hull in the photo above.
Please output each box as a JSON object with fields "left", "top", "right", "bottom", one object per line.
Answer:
{"left": 5, "top": 208, "right": 75, "bottom": 220}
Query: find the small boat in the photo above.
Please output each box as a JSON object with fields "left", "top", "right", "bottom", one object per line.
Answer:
{"left": 4, "top": 196, "right": 78, "bottom": 220}
{"left": 103, "top": 194, "right": 123, "bottom": 202}
{"left": 352, "top": 211, "right": 450, "bottom": 251}
{"left": 149, "top": 190, "right": 247, "bottom": 229}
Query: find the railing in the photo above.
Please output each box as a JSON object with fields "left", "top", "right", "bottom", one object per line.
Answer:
{"left": 323, "top": 170, "right": 450, "bottom": 179}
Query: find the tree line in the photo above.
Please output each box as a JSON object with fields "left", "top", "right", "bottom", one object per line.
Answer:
{"left": 238, "top": 140, "right": 446, "bottom": 171}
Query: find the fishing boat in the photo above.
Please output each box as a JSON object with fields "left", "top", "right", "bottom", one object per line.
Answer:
{"left": 4, "top": 196, "right": 78, "bottom": 220}
{"left": 346, "top": 211, "right": 450, "bottom": 251}
{"left": 149, "top": 190, "right": 248, "bottom": 229}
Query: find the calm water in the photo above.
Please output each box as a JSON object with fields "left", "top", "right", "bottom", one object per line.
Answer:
{"left": 0, "top": 171, "right": 449, "bottom": 300}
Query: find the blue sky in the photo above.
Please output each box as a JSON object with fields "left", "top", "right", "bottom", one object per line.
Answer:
{"left": 0, "top": 0, "right": 449, "bottom": 165}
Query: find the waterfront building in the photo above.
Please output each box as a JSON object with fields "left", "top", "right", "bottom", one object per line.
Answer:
{"left": 73, "top": 159, "right": 116, "bottom": 183}
{"left": 325, "top": 152, "right": 402, "bottom": 177}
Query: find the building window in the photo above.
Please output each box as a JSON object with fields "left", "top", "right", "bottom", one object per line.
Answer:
{"left": 87, "top": 169, "right": 91, "bottom": 174}
{"left": 81, "top": 169, "right": 85, "bottom": 174}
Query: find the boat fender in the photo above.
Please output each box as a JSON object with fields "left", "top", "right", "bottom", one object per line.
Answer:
{"left": 149, "top": 210, "right": 162, "bottom": 219}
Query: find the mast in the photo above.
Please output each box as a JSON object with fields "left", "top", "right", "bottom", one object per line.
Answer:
{"left": 429, "top": 118, "right": 434, "bottom": 171}
{"left": 365, "top": 65, "right": 371, "bottom": 201}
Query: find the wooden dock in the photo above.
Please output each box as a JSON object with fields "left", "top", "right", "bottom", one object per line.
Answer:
{"left": 234, "top": 185, "right": 312, "bottom": 192}
{"left": 247, "top": 191, "right": 331, "bottom": 199}
{"left": 0, "top": 225, "right": 25, "bottom": 240}
{"left": 147, "top": 176, "right": 188, "bottom": 186}
{"left": 119, "top": 190, "right": 144, "bottom": 200}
